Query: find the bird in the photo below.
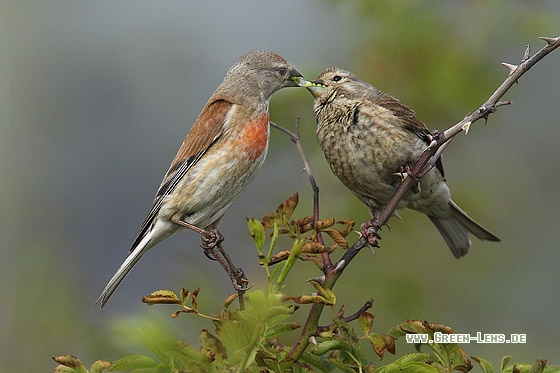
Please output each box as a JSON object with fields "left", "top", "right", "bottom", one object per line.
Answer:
{"left": 97, "top": 50, "right": 303, "bottom": 307}
{"left": 305, "top": 67, "right": 499, "bottom": 258}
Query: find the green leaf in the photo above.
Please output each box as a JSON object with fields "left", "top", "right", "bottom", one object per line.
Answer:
{"left": 275, "top": 237, "right": 304, "bottom": 290}
{"left": 358, "top": 312, "right": 374, "bottom": 335}
{"left": 375, "top": 353, "right": 438, "bottom": 373}
{"left": 267, "top": 222, "right": 279, "bottom": 263}
{"left": 90, "top": 360, "right": 111, "bottom": 373}
{"left": 529, "top": 359, "right": 548, "bottom": 373}
{"left": 366, "top": 333, "right": 395, "bottom": 359}
{"left": 137, "top": 328, "right": 175, "bottom": 366}
{"left": 501, "top": 355, "right": 512, "bottom": 371}
{"left": 200, "top": 329, "right": 227, "bottom": 362}
{"left": 141, "top": 290, "right": 182, "bottom": 305}
{"left": 247, "top": 218, "right": 265, "bottom": 253}
{"left": 165, "top": 340, "right": 206, "bottom": 370}
{"left": 110, "top": 354, "right": 158, "bottom": 371}
{"left": 263, "top": 322, "right": 300, "bottom": 338}
{"left": 310, "top": 280, "right": 336, "bottom": 305}
{"left": 472, "top": 356, "right": 494, "bottom": 373}
{"left": 51, "top": 367, "right": 83, "bottom": 373}
{"left": 154, "top": 365, "right": 173, "bottom": 373}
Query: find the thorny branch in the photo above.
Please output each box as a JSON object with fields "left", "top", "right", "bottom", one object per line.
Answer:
{"left": 284, "top": 36, "right": 560, "bottom": 361}
{"left": 340, "top": 36, "right": 560, "bottom": 271}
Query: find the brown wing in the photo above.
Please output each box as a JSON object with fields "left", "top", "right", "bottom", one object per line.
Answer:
{"left": 129, "top": 99, "right": 232, "bottom": 252}
{"left": 373, "top": 91, "right": 445, "bottom": 176}
{"left": 373, "top": 91, "right": 430, "bottom": 138}
{"left": 159, "top": 99, "right": 232, "bottom": 188}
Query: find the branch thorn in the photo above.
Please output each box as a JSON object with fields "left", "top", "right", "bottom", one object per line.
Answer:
{"left": 495, "top": 100, "right": 512, "bottom": 108}
{"left": 538, "top": 36, "right": 559, "bottom": 47}
{"left": 306, "top": 275, "right": 326, "bottom": 285}
{"left": 461, "top": 121, "right": 472, "bottom": 134}
{"left": 501, "top": 63, "right": 517, "bottom": 76}
{"left": 332, "top": 259, "right": 345, "bottom": 273}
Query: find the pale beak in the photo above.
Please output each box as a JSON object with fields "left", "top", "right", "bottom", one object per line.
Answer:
{"left": 305, "top": 79, "right": 326, "bottom": 97}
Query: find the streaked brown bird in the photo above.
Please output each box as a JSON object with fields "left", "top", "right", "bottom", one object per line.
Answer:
{"left": 306, "top": 67, "right": 499, "bottom": 258}
{"left": 97, "top": 50, "right": 303, "bottom": 307}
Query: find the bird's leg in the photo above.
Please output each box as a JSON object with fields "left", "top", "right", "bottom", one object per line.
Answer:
{"left": 216, "top": 244, "right": 249, "bottom": 292}
{"left": 201, "top": 242, "right": 249, "bottom": 291}
{"left": 360, "top": 219, "right": 381, "bottom": 247}
{"left": 176, "top": 220, "right": 249, "bottom": 301}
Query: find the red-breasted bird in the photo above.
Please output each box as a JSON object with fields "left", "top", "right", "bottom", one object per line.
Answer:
{"left": 305, "top": 67, "right": 499, "bottom": 258}
{"left": 97, "top": 50, "right": 303, "bottom": 307}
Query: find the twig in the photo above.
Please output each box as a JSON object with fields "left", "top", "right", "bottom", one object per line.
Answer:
{"left": 271, "top": 120, "right": 332, "bottom": 270}
{"left": 286, "top": 35, "right": 560, "bottom": 362}
{"left": 316, "top": 299, "right": 374, "bottom": 334}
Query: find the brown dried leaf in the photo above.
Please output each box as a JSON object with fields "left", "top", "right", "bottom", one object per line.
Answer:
{"left": 301, "top": 242, "right": 328, "bottom": 253}
{"left": 336, "top": 219, "right": 356, "bottom": 235}
{"left": 283, "top": 294, "right": 332, "bottom": 305}
{"left": 294, "top": 216, "right": 314, "bottom": 233}
{"left": 268, "top": 250, "right": 291, "bottom": 265}
{"left": 262, "top": 193, "right": 299, "bottom": 228}
{"left": 316, "top": 217, "right": 335, "bottom": 229}
{"left": 191, "top": 287, "right": 200, "bottom": 310}
{"left": 278, "top": 192, "right": 299, "bottom": 220}
{"left": 324, "top": 229, "right": 350, "bottom": 249}
{"left": 223, "top": 293, "right": 239, "bottom": 308}
{"left": 52, "top": 355, "right": 86, "bottom": 371}
{"left": 170, "top": 308, "right": 197, "bottom": 318}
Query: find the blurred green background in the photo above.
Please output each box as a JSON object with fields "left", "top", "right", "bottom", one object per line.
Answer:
{"left": 1, "top": 1, "right": 559, "bottom": 371}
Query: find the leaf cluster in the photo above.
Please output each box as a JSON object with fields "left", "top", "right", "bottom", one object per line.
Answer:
{"left": 53, "top": 194, "right": 560, "bottom": 372}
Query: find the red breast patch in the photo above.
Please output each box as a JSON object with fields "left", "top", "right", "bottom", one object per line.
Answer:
{"left": 238, "top": 113, "right": 270, "bottom": 160}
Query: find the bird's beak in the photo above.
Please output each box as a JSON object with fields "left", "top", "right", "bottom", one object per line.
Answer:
{"left": 305, "top": 79, "right": 326, "bottom": 98}
{"left": 286, "top": 68, "right": 305, "bottom": 87}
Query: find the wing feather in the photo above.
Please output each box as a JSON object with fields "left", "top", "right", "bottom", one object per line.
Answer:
{"left": 373, "top": 91, "right": 445, "bottom": 176}
{"left": 129, "top": 99, "right": 232, "bottom": 252}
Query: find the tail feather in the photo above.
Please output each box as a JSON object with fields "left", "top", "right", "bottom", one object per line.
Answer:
{"left": 428, "top": 200, "right": 500, "bottom": 259}
{"left": 96, "top": 224, "right": 170, "bottom": 307}
{"left": 96, "top": 243, "right": 148, "bottom": 307}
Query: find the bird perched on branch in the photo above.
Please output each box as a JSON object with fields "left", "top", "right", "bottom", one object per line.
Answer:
{"left": 97, "top": 50, "right": 303, "bottom": 307}
{"left": 305, "top": 67, "right": 499, "bottom": 258}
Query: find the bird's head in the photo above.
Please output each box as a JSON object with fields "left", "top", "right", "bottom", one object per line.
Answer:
{"left": 305, "top": 67, "right": 364, "bottom": 100}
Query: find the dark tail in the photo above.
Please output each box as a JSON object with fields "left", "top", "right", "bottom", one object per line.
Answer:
{"left": 428, "top": 200, "right": 500, "bottom": 258}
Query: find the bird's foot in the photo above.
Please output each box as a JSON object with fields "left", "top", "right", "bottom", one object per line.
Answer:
{"left": 395, "top": 163, "right": 421, "bottom": 193}
{"left": 175, "top": 220, "right": 225, "bottom": 251}
{"left": 200, "top": 228, "right": 225, "bottom": 251}
{"left": 360, "top": 220, "right": 381, "bottom": 247}
{"left": 229, "top": 267, "right": 250, "bottom": 292}
{"left": 201, "top": 240, "right": 250, "bottom": 292}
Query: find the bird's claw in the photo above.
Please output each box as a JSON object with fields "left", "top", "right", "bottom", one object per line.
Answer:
{"left": 396, "top": 163, "right": 421, "bottom": 193}
{"left": 200, "top": 228, "right": 225, "bottom": 250}
{"left": 231, "top": 268, "right": 251, "bottom": 292}
{"left": 360, "top": 220, "right": 381, "bottom": 247}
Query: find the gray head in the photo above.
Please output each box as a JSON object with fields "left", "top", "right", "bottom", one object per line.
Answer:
{"left": 216, "top": 50, "right": 303, "bottom": 105}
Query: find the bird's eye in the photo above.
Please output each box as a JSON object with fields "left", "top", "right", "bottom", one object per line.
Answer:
{"left": 332, "top": 75, "right": 342, "bottom": 82}
{"left": 278, "top": 67, "right": 287, "bottom": 76}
